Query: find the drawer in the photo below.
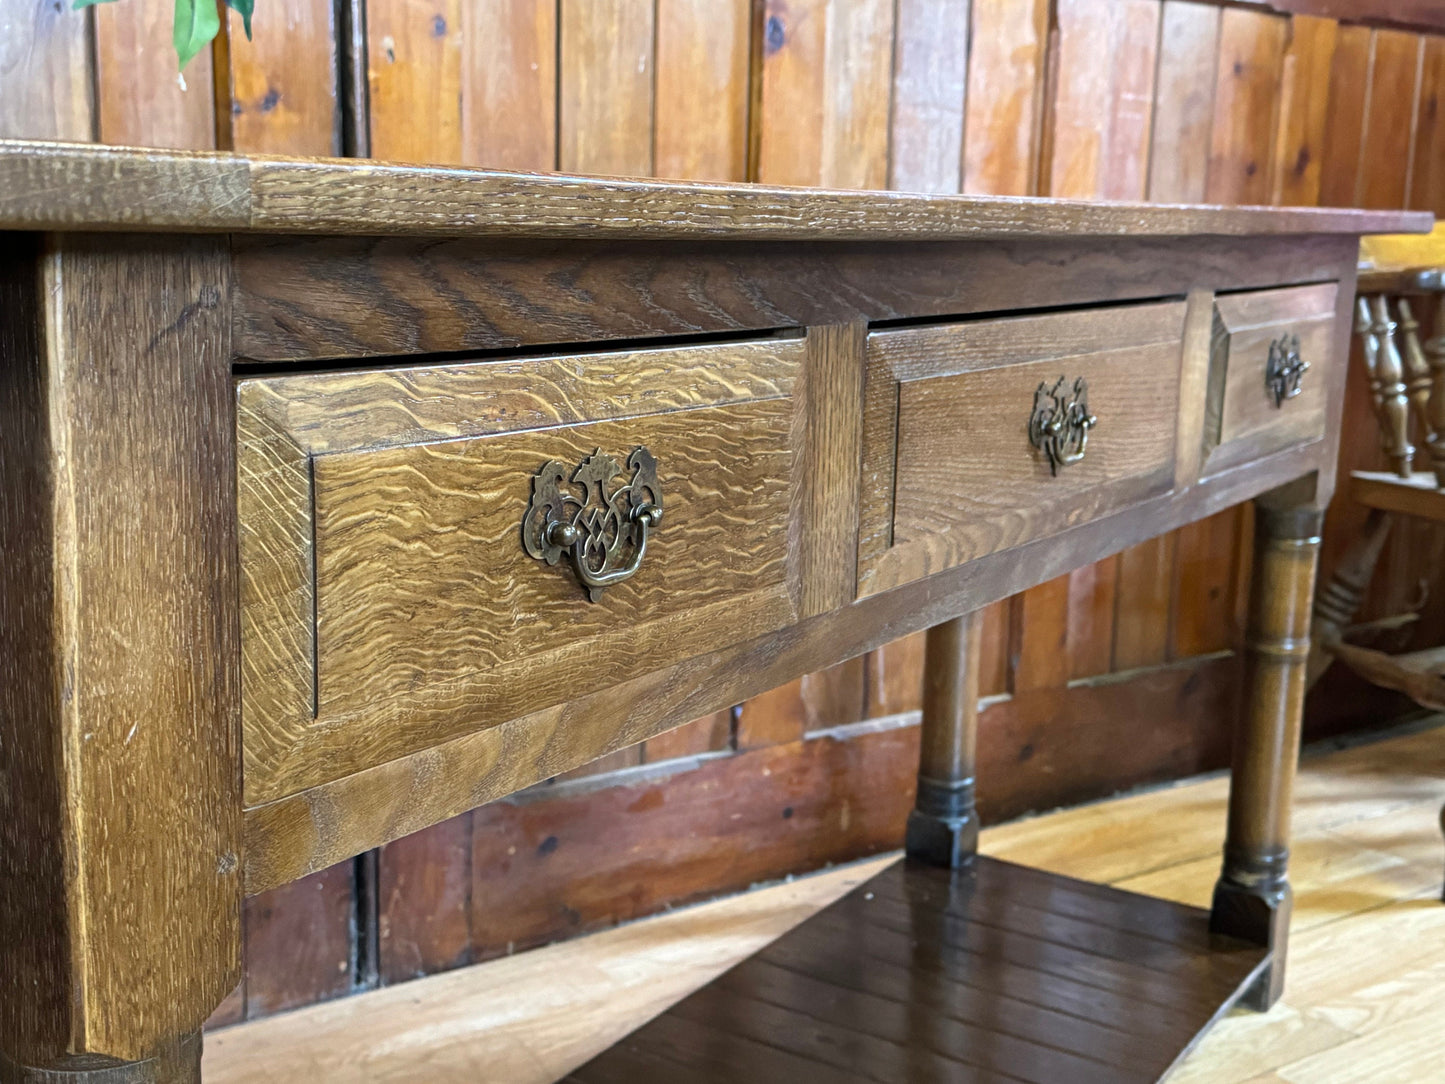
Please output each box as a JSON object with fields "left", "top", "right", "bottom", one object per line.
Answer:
{"left": 1201, "top": 283, "right": 1337, "bottom": 475}
{"left": 238, "top": 338, "right": 805, "bottom": 804}
{"left": 857, "top": 302, "right": 1187, "bottom": 598}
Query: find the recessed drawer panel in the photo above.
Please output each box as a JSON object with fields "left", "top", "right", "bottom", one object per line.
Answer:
{"left": 858, "top": 302, "right": 1187, "bottom": 598}
{"left": 1202, "top": 283, "right": 1337, "bottom": 476}
{"left": 238, "top": 339, "right": 805, "bottom": 804}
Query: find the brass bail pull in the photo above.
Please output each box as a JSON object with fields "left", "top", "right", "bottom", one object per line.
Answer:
{"left": 1265, "top": 333, "right": 1309, "bottom": 408}
{"left": 1028, "top": 375, "right": 1097, "bottom": 476}
{"left": 522, "top": 446, "right": 663, "bottom": 602}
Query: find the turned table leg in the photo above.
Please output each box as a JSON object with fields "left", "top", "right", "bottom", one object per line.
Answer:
{"left": 1211, "top": 503, "right": 1322, "bottom": 1011}
{"left": 906, "top": 611, "right": 982, "bottom": 868}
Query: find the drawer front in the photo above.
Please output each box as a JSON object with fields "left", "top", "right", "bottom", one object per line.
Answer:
{"left": 1202, "top": 283, "right": 1337, "bottom": 475}
{"left": 858, "top": 302, "right": 1187, "bottom": 598}
{"left": 239, "top": 338, "right": 805, "bottom": 804}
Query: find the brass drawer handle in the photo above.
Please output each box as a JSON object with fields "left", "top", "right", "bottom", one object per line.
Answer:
{"left": 1265, "top": 333, "right": 1309, "bottom": 407}
{"left": 522, "top": 446, "right": 662, "bottom": 602}
{"left": 1028, "top": 376, "right": 1096, "bottom": 475}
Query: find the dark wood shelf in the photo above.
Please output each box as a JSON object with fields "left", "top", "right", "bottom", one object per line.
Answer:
{"left": 567, "top": 855, "right": 1268, "bottom": 1083}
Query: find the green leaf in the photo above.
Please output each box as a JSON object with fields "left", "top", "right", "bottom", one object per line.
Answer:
{"left": 225, "top": 0, "right": 254, "bottom": 40}
{"left": 173, "top": 0, "right": 222, "bottom": 71}
{"left": 70, "top": 0, "right": 119, "bottom": 8}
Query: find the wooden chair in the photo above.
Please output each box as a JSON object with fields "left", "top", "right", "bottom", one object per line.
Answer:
{"left": 1309, "top": 225, "right": 1445, "bottom": 898}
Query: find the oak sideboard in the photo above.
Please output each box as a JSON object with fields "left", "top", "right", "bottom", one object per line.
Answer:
{"left": 0, "top": 139, "right": 1430, "bottom": 1082}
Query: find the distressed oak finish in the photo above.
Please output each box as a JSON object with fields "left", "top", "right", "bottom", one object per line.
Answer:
{"left": 859, "top": 302, "right": 1187, "bottom": 597}
{"left": 229, "top": 233, "right": 1356, "bottom": 363}
{"left": 0, "top": 140, "right": 1423, "bottom": 241}
{"left": 237, "top": 338, "right": 805, "bottom": 803}
{"left": 0, "top": 236, "right": 242, "bottom": 1071}
{"left": 0, "top": 137, "right": 1426, "bottom": 1079}
{"left": 1203, "top": 283, "right": 1338, "bottom": 475}
{"left": 245, "top": 431, "right": 1339, "bottom": 895}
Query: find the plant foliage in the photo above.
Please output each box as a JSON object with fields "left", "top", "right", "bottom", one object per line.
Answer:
{"left": 72, "top": 0, "right": 254, "bottom": 70}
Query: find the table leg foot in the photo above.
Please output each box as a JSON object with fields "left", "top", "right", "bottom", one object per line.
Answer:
{"left": 1212, "top": 856, "right": 1292, "bottom": 1010}
{"left": 0, "top": 1035, "right": 201, "bottom": 1084}
{"left": 906, "top": 777, "right": 979, "bottom": 869}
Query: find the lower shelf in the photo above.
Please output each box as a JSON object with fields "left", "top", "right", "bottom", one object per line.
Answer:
{"left": 567, "top": 854, "right": 1268, "bottom": 1083}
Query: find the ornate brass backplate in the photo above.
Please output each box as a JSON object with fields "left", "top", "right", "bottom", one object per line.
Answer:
{"left": 522, "top": 446, "right": 663, "bottom": 601}
{"left": 1265, "top": 333, "right": 1309, "bottom": 407}
{"left": 1028, "top": 375, "right": 1097, "bottom": 476}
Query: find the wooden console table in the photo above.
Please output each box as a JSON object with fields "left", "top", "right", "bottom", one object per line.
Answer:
{"left": 0, "top": 140, "right": 1428, "bottom": 1082}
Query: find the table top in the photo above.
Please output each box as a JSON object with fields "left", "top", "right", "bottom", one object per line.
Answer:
{"left": 0, "top": 139, "right": 1431, "bottom": 242}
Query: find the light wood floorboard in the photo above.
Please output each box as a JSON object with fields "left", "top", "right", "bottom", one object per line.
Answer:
{"left": 205, "top": 721, "right": 1445, "bottom": 1083}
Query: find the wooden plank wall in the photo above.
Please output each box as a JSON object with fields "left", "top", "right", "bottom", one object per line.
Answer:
{"left": 1, "top": 0, "right": 1442, "bottom": 1024}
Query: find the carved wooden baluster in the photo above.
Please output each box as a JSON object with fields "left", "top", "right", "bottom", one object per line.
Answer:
{"left": 1427, "top": 292, "right": 1445, "bottom": 488}
{"left": 1365, "top": 295, "right": 1415, "bottom": 477}
{"left": 1397, "top": 298, "right": 1436, "bottom": 452}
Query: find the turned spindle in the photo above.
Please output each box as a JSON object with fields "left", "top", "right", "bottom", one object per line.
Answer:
{"left": 1426, "top": 293, "right": 1445, "bottom": 489}
{"left": 1397, "top": 298, "right": 1436, "bottom": 450}
{"left": 1359, "top": 295, "right": 1414, "bottom": 477}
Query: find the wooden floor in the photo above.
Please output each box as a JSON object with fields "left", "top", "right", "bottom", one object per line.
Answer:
{"left": 205, "top": 721, "right": 1445, "bottom": 1083}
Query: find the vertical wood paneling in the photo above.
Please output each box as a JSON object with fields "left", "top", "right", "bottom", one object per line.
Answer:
{"left": 642, "top": 710, "right": 734, "bottom": 762}
{"left": 1270, "top": 15, "right": 1337, "bottom": 207}
{"left": 758, "top": 0, "right": 827, "bottom": 185}
{"left": 367, "top": 0, "right": 463, "bottom": 163}
{"left": 759, "top": 0, "right": 894, "bottom": 188}
{"left": 1148, "top": 1, "right": 1220, "bottom": 205}
{"left": 734, "top": 661, "right": 868, "bottom": 746}
{"left": 1412, "top": 36, "right": 1445, "bottom": 213}
{"left": 1114, "top": 537, "right": 1178, "bottom": 669}
{"left": 1009, "top": 581, "right": 1070, "bottom": 693}
{"left": 1046, "top": 0, "right": 1159, "bottom": 201}
{"left": 961, "top": 0, "right": 1047, "bottom": 196}
{"left": 462, "top": 0, "right": 557, "bottom": 170}
{"left": 1318, "top": 24, "right": 1373, "bottom": 208}
{"left": 224, "top": 0, "right": 338, "bottom": 155}
{"left": 736, "top": 680, "right": 812, "bottom": 749}
{"left": 378, "top": 812, "right": 473, "bottom": 983}
{"left": 1359, "top": 30, "right": 1424, "bottom": 210}
{"left": 865, "top": 633, "right": 926, "bottom": 717}
{"left": 887, "top": 0, "right": 969, "bottom": 193}
{"left": 977, "top": 603, "right": 1010, "bottom": 696}
{"left": 242, "top": 864, "right": 355, "bottom": 1018}
{"left": 559, "top": 0, "right": 655, "bottom": 177}
{"left": 656, "top": 0, "right": 751, "bottom": 181}
{"left": 1207, "top": 8, "right": 1288, "bottom": 205}
{"left": 94, "top": 2, "right": 215, "bottom": 148}
{"left": 0, "top": 0, "right": 94, "bottom": 140}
